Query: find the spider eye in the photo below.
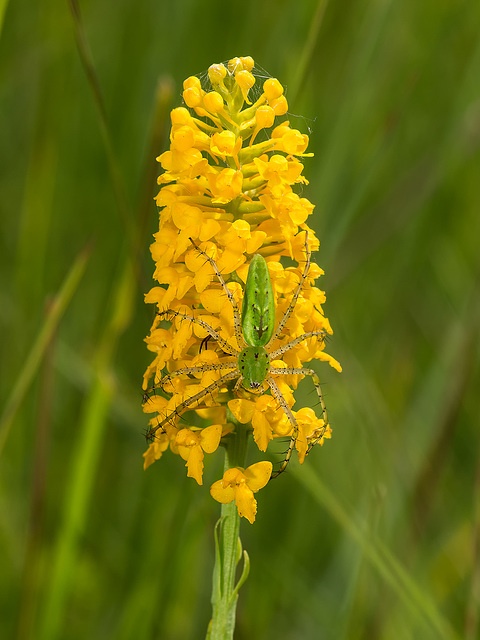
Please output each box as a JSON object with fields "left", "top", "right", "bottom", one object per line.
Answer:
{"left": 250, "top": 381, "right": 261, "bottom": 389}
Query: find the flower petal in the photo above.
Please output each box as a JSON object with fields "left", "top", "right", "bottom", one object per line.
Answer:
{"left": 210, "top": 479, "right": 235, "bottom": 504}
{"left": 228, "top": 399, "right": 255, "bottom": 424}
{"left": 234, "top": 483, "right": 257, "bottom": 524}
{"left": 252, "top": 411, "right": 272, "bottom": 452}
{"left": 185, "top": 445, "right": 204, "bottom": 485}
{"left": 200, "top": 423, "right": 222, "bottom": 453}
{"left": 244, "top": 461, "right": 273, "bottom": 492}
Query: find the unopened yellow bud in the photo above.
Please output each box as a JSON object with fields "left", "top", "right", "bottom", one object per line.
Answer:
{"left": 227, "top": 57, "right": 243, "bottom": 73}
{"left": 255, "top": 105, "right": 275, "bottom": 129}
{"left": 263, "top": 78, "right": 283, "bottom": 101}
{"left": 183, "top": 76, "right": 204, "bottom": 108}
{"left": 235, "top": 70, "right": 255, "bottom": 104}
{"left": 183, "top": 87, "right": 203, "bottom": 108}
{"left": 236, "top": 70, "right": 255, "bottom": 91}
{"left": 246, "top": 106, "right": 276, "bottom": 146}
{"left": 183, "top": 76, "right": 201, "bottom": 90}
{"left": 270, "top": 96, "right": 288, "bottom": 116}
{"left": 170, "top": 107, "right": 194, "bottom": 126}
{"left": 203, "top": 91, "right": 224, "bottom": 113}
{"left": 208, "top": 63, "right": 227, "bottom": 85}
{"left": 239, "top": 56, "right": 254, "bottom": 71}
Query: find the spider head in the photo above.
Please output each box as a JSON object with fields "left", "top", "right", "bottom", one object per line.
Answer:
{"left": 238, "top": 346, "right": 269, "bottom": 392}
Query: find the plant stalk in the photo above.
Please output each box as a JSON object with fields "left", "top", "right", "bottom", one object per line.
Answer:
{"left": 207, "top": 421, "right": 250, "bottom": 640}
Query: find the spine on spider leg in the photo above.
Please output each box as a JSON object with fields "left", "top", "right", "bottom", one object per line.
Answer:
{"left": 270, "top": 437, "right": 296, "bottom": 479}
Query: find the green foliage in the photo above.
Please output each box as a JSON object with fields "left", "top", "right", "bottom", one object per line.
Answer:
{"left": 1, "top": 0, "right": 479, "bottom": 638}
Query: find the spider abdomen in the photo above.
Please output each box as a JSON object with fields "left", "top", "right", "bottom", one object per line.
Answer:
{"left": 241, "top": 254, "right": 275, "bottom": 347}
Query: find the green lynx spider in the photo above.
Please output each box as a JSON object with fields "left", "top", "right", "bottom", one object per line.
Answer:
{"left": 145, "top": 235, "right": 330, "bottom": 478}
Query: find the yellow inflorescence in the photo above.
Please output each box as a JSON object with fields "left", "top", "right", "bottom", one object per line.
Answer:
{"left": 143, "top": 56, "right": 341, "bottom": 523}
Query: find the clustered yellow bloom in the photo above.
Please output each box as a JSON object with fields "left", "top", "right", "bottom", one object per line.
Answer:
{"left": 143, "top": 56, "right": 341, "bottom": 524}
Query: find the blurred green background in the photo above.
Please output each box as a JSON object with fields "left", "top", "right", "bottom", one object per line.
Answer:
{"left": 1, "top": 0, "right": 480, "bottom": 638}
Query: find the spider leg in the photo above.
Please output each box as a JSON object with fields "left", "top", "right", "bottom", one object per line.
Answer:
{"left": 269, "top": 366, "right": 329, "bottom": 450}
{"left": 233, "top": 375, "right": 244, "bottom": 393}
{"left": 269, "top": 231, "right": 311, "bottom": 344}
{"left": 199, "top": 334, "right": 211, "bottom": 352}
{"left": 143, "top": 387, "right": 157, "bottom": 402}
{"left": 267, "top": 375, "right": 299, "bottom": 479}
{"left": 143, "top": 375, "right": 167, "bottom": 401}
{"left": 157, "top": 309, "right": 239, "bottom": 356}
{"left": 268, "top": 331, "right": 327, "bottom": 360}
{"left": 190, "top": 238, "right": 246, "bottom": 350}
{"left": 145, "top": 369, "right": 239, "bottom": 440}
{"left": 160, "top": 361, "right": 237, "bottom": 390}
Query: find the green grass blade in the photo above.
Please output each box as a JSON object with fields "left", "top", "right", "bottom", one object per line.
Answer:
{"left": 294, "top": 464, "right": 459, "bottom": 640}
{"left": 37, "top": 260, "right": 135, "bottom": 640}
{"left": 0, "top": 0, "right": 9, "bottom": 37}
{"left": 0, "top": 245, "right": 91, "bottom": 456}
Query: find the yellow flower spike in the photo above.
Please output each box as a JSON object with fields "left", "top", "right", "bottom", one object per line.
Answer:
{"left": 142, "top": 60, "right": 343, "bottom": 634}
{"left": 143, "top": 56, "right": 340, "bottom": 532}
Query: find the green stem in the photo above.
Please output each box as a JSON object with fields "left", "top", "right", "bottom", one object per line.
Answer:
{"left": 207, "top": 422, "right": 250, "bottom": 640}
